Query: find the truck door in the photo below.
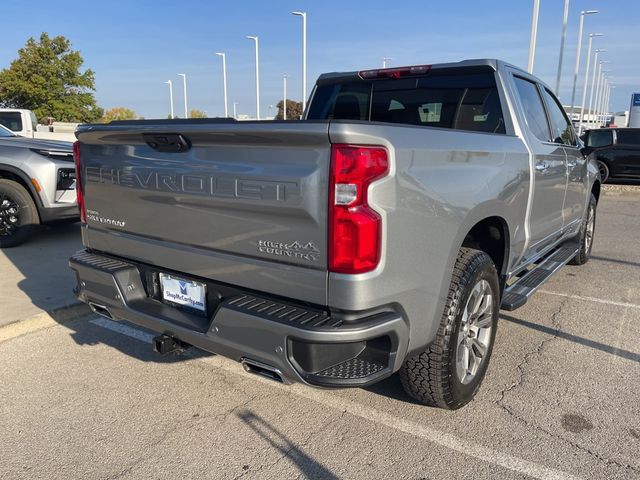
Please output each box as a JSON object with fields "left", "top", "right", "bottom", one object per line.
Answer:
{"left": 539, "top": 87, "right": 586, "bottom": 230}
{"left": 512, "top": 76, "right": 567, "bottom": 252}
{"left": 612, "top": 129, "right": 640, "bottom": 178}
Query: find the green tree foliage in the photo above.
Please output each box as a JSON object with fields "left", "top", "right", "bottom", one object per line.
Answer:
{"left": 0, "top": 33, "right": 103, "bottom": 123}
{"left": 99, "top": 107, "right": 138, "bottom": 123}
{"left": 189, "top": 109, "right": 207, "bottom": 118}
{"left": 275, "top": 100, "right": 303, "bottom": 120}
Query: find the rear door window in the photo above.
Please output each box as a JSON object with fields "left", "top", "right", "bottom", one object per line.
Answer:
{"left": 513, "top": 77, "right": 551, "bottom": 142}
{"left": 541, "top": 87, "right": 576, "bottom": 146}
{"left": 0, "top": 112, "right": 23, "bottom": 132}
{"left": 615, "top": 129, "right": 640, "bottom": 146}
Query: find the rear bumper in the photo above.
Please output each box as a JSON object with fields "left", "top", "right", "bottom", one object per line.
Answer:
{"left": 69, "top": 250, "right": 409, "bottom": 387}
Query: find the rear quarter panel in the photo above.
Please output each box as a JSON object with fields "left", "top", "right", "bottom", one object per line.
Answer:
{"left": 328, "top": 122, "right": 529, "bottom": 353}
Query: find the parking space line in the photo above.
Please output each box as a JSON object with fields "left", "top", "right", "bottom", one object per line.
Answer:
{"left": 89, "top": 316, "right": 156, "bottom": 343}
{"left": 539, "top": 290, "right": 640, "bottom": 310}
{"left": 92, "top": 315, "right": 583, "bottom": 480}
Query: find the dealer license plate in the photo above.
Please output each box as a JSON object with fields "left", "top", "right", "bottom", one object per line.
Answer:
{"left": 159, "top": 274, "right": 207, "bottom": 314}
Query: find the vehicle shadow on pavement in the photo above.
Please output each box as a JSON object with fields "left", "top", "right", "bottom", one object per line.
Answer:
{"left": 1, "top": 222, "right": 83, "bottom": 328}
{"left": 500, "top": 313, "right": 640, "bottom": 363}
{"left": 61, "top": 313, "right": 211, "bottom": 364}
{"left": 237, "top": 410, "right": 340, "bottom": 479}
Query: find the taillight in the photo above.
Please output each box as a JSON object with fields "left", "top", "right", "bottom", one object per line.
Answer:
{"left": 73, "top": 141, "right": 86, "bottom": 223}
{"left": 329, "top": 144, "right": 389, "bottom": 274}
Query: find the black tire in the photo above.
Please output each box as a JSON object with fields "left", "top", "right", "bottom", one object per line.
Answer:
{"left": 399, "top": 248, "right": 499, "bottom": 410}
{"left": 0, "top": 179, "right": 40, "bottom": 248}
{"left": 568, "top": 193, "right": 596, "bottom": 266}
{"left": 597, "top": 160, "right": 610, "bottom": 183}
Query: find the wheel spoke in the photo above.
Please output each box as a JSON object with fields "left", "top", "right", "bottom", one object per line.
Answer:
{"left": 470, "top": 337, "right": 487, "bottom": 357}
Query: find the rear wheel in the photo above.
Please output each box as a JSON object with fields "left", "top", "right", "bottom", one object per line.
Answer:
{"left": 0, "top": 179, "right": 39, "bottom": 248}
{"left": 597, "top": 160, "right": 610, "bottom": 183}
{"left": 399, "top": 248, "right": 499, "bottom": 409}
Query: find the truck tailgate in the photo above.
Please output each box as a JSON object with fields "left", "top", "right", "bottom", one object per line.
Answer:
{"left": 75, "top": 122, "right": 330, "bottom": 304}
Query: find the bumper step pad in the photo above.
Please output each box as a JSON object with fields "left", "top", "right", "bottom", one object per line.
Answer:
{"left": 315, "top": 357, "right": 386, "bottom": 379}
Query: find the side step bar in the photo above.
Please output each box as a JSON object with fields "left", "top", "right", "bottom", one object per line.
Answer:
{"left": 501, "top": 243, "right": 579, "bottom": 311}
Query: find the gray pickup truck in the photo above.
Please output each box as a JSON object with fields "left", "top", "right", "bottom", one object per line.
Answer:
{"left": 70, "top": 59, "right": 600, "bottom": 409}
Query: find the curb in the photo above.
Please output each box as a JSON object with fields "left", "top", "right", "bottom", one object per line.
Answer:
{"left": 0, "top": 301, "right": 92, "bottom": 343}
{"left": 602, "top": 184, "right": 640, "bottom": 197}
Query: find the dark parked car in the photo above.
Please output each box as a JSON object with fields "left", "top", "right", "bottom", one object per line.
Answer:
{"left": 581, "top": 128, "right": 640, "bottom": 182}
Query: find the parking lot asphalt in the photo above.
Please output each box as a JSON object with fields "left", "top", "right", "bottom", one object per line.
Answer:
{"left": 0, "top": 193, "right": 639, "bottom": 480}
{"left": 0, "top": 222, "right": 83, "bottom": 327}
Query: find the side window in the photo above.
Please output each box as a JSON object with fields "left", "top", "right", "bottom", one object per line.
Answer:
{"left": 541, "top": 88, "right": 576, "bottom": 146}
{"left": 0, "top": 112, "right": 23, "bottom": 132}
{"left": 586, "top": 129, "right": 613, "bottom": 148}
{"left": 615, "top": 129, "right": 640, "bottom": 146}
{"left": 513, "top": 77, "right": 550, "bottom": 142}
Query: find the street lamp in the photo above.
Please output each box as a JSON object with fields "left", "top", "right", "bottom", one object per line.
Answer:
{"left": 283, "top": 74, "right": 288, "bottom": 120}
{"left": 164, "top": 80, "right": 174, "bottom": 119}
{"left": 579, "top": 34, "right": 603, "bottom": 133}
{"left": 527, "top": 0, "right": 540, "bottom": 73}
{"left": 383, "top": 57, "right": 392, "bottom": 68}
{"left": 595, "top": 71, "right": 610, "bottom": 126}
{"left": 569, "top": 10, "right": 598, "bottom": 114}
{"left": 246, "top": 35, "right": 260, "bottom": 120}
{"left": 292, "top": 11, "right": 307, "bottom": 113}
{"left": 178, "top": 73, "right": 188, "bottom": 118}
{"left": 216, "top": 53, "right": 228, "bottom": 117}
{"left": 589, "top": 59, "right": 608, "bottom": 128}
{"left": 233, "top": 102, "right": 238, "bottom": 119}
{"left": 554, "top": 0, "right": 571, "bottom": 95}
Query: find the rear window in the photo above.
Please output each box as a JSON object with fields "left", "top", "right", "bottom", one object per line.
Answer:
{"left": 586, "top": 129, "right": 613, "bottom": 148}
{"left": 0, "top": 112, "right": 23, "bottom": 132}
{"left": 307, "top": 72, "right": 506, "bottom": 134}
{"left": 615, "top": 129, "right": 640, "bottom": 146}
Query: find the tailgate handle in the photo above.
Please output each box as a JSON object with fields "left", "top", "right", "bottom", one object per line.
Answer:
{"left": 143, "top": 133, "right": 191, "bottom": 153}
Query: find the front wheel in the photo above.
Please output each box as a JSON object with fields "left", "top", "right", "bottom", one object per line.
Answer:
{"left": 569, "top": 193, "right": 597, "bottom": 265}
{"left": 597, "top": 160, "right": 610, "bottom": 183}
{"left": 399, "top": 248, "right": 499, "bottom": 410}
{"left": 0, "top": 179, "right": 39, "bottom": 248}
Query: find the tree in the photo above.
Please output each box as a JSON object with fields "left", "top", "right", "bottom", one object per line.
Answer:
{"left": 275, "top": 100, "right": 303, "bottom": 120}
{"left": 0, "top": 33, "right": 103, "bottom": 123}
{"left": 99, "top": 107, "right": 137, "bottom": 123}
{"left": 189, "top": 109, "right": 207, "bottom": 118}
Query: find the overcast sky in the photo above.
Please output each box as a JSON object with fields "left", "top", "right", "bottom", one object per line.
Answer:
{"left": 1, "top": 0, "right": 637, "bottom": 119}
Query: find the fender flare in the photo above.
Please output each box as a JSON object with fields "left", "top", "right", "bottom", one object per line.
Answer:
{"left": 0, "top": 163, "right": 45, "bottom": 214}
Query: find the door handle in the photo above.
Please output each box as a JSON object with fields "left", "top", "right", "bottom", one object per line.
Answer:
{"left": 535, "top": 162, "right": 549, "bottom": 172}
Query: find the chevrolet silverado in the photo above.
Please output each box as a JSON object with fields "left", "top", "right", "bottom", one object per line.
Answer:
{"left": 69, "top": 59, "right": 600, "bottom": 409}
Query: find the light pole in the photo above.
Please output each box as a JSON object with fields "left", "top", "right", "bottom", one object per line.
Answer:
{"left": 569, "top": 11, "right": 598, "bottom": 116}
{"left": 178, "top": 73, "right": 188, "bottom": 118}
{"left": 595, "top": 72, "right": 609, "bottom": 126}
{"left": 233, "top": 102, "right": 238, "bottom": 119}
{"left": 589, "top": 60, "right": 608, "bottom": 128}
{"left": 292, "top": 11, "right": 307, "bottom": 112}
{"left": 383, "top": 57, "right": 392, "bottom": 68}
{"left": 554, "top": 0, "right": 571, "bottom": 95}
{"left": 607, "top": 85, "right": 616, "bottom": 121}
{"left": 579, "top": 35, "right": 603, "bottom": 133}
{"left": 283, "top": 74, "right": 288, "bottom": 120}
{"left": 164, "top": 80, "right": 174, "bottom": 119}
{"left": 246, "top": 35, "right": 260, "bottom": 120}
{"left": 527, "top": 0, "right": 540, "bottom": 73}
{"left": 216, "top": 53, "right": 228, "bottom": 117}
